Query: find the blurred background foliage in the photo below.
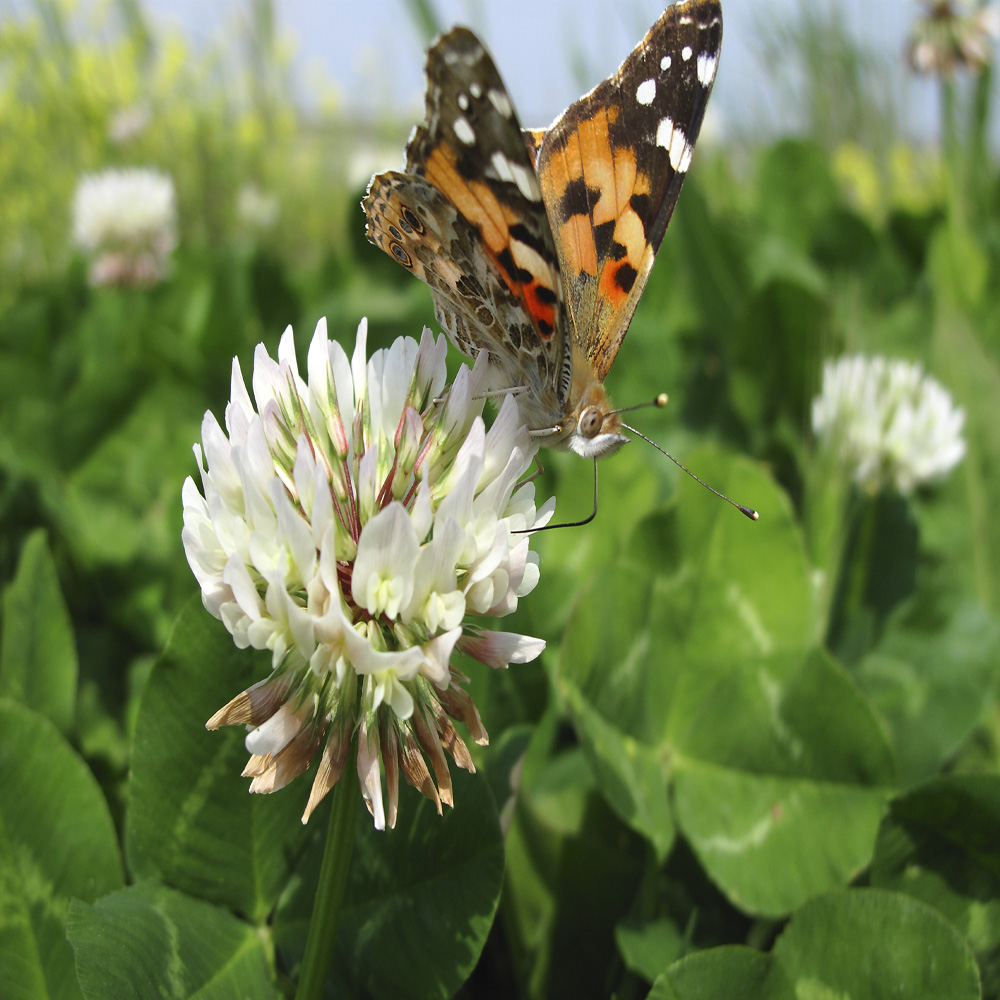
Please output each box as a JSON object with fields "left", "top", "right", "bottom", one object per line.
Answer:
{"left": 1, "top": 1, "right": 1000, "bottom": 998}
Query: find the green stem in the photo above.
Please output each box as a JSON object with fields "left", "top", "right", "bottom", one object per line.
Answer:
{"left": 940, "top": 77, "right": 966, "bottom": 229}
{"left": 295, "top": 745, "right": 361, "bottom": 1000}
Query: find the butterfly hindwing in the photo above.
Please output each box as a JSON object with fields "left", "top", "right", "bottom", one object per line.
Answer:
{"left": 535, "top": 0, "right": 722, "bottom": 381}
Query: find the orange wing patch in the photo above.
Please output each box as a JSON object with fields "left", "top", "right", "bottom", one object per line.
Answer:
{"left": 539, "top": 108, "right": 652, "bottom": 313}
{"left": 424, "top": 142, "right": 559, "bottom": 337}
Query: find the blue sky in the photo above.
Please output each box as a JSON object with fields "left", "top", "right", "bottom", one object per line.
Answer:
{"left": 9, "top": 0, "right": 967, "bottom": 140}
{"left": 150, "top": 0, "right": 944, "bottom": 137}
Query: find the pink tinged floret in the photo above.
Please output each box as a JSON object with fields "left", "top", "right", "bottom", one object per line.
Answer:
{"left": 457, "top": 630, "right": 546, "bottom": 669}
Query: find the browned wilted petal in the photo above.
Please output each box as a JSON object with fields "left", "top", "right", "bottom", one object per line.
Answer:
{"left": 429, "top": 700, "right": 476, "bottom": 774}
{"left": 248, "top": 723, "right": 323, "bottom": 794}
{"left": 302, "top": 718, "right": 353, "bottom": 824}
{"left": 412, "top": 704, "right": 454, "bottom": 808}
{"left": 242, "top": 753, "right": 272, "bottom": 778}
{"left": 206, "top": 673, "right": 296, "bottom": 730}
{"left": 381, "top": 724, "right": 401, "bottom": 831}
{"left": 399, "top": 730, "right": 442, "bottom": 814}
{"left": 438, "top": 684, "right": 489, "bottom": 746}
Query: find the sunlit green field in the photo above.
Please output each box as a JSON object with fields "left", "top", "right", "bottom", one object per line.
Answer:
{"left": 2, "top": 3, "right": 999, "bottom": 999}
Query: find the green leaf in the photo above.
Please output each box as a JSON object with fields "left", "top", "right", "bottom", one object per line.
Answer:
{"left": 562, "top": 682, "right": 674, "bottom": 862}
{"left": 772, "top": 889, "right": 981, "bottom": 1000}
{"left": 615, "top": 916, "right": 684, "bottom": 984}
{"left": 57, "top": 381, "right": 202, "bottom": 568}
{"left": 273, "top": 766, "right": 505, "bottom": 1000}
{"left": 560, "top": 453, "right": 895, "bottom": 916}
{"left": 0, "top": 701, "right": 124, "bottom": 1000}
{"left": 127, "top": 597, "right": 313, "bottom": 921}
{"left": 872, "top": 775, "right": 1000, "bottom": 996}
{"left": 67, "top": 882, "right": 278, "bottom": 1000}
{"left": 673, "top": 756, "right": 888, "bottom": 918}
{"left": 931, "top": 305, "right": 1000, "bottom": 614}
{"left": 0, "top": 529, "right": 77, "bottom": 734}
{"left": 649, "top": 946, "right": 795, "bottom": 1000}
{"left": 855, "top": 601, "right": 1000, "bottom": 784}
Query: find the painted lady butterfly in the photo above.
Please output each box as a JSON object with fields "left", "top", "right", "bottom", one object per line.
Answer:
{"left": 364, "top": 0, "right": 722, "bottom": 460}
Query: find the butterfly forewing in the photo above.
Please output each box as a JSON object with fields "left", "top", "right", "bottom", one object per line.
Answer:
{"left": 402, "top": 27, "right": 574, "bottom": 410}
{"left": 535, "top": 0, "right": 722, "bottom": 382}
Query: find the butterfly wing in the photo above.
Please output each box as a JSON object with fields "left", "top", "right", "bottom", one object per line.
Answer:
{"left": 534, "top": 0, "right": 722, "bottom": 382}
{"left": 364, "top": 27, "right": 573, "bottom": 423}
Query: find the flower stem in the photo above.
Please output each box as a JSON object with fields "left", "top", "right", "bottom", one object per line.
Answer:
{"left": 294, "top": 745, "right": 360, "bottom": 1000}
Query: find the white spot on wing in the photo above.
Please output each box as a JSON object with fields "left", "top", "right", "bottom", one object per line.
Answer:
{"left": 682, "top": 45, "right": 693, "bottom": 61}
{"left": 488, "top": 88, "right": 513, "bottom": 118}
{"left": 457, "top": 93, "right": 469, "bottom": 110}
{"left": 491, "top": 151, "right": 514, "bottom": 183}
{"left": 697, "top": 52, "right": 718, "bottom": 86}
{"left": 636, "top": 78, "right": 656, "bottom": 105}
{"left": 453, "top": 116, "right": 476, "bottom": 145}
{"left": 489, "top": 152, "right": 541, "bottom": 201}
{"left": 657, "top": 116, "right": 691, "bottom": 172}
{"left": 510, "top": 161, "right": 541, "bottom": 201}
{"left": 655, "top": 116, "right": 674, "bottom": 150}
{"left": 470, "top": 82, "right": 482, "bottom": 99}
{"left": 669, "top": 126, "right": 692, "bottom": 173}
{"left": 661, "top": 54, "right": 672, "bottom": 71}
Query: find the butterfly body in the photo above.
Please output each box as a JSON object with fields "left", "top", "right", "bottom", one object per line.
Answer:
{"left": 364, "top": 1, "right": 722, "bottom": 458}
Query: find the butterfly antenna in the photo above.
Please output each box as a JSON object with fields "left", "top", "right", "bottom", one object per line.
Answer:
{"left": 620, "top": 421, "right": 759, "bottom": 521}
{"left": 514, "top": 459, "right": 599, "bottom": 533}
{"left": 608, "top": 392, "right": 671, "bottom": 417}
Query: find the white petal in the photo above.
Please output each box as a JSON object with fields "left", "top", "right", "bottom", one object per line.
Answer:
{"left": 421, "top": 626, "right": 462, "bottom": 687}
{"left": 357, "top": 714, "right": 385, "bottom": 830}
{"left": 244, "top": 696, "right": 312, "bottom": 756}
{"left": 351, "top": 502, "right": 419, "bottom": 619}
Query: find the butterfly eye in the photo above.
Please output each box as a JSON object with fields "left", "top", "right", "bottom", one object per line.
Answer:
{"left": 401, "top": 208, "right": 424, "bottom": 234}
{"left": 579, "top": 406, "right": 604, "bottom": 439}
{"left": 390, "top": 243, "right": 413, "bottom": 268}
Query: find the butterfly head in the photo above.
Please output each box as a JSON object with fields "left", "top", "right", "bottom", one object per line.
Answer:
{"left": 564, "top": 381, "right": 629, "bottom": 459}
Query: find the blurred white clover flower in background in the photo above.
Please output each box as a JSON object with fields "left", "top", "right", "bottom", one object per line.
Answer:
{"left": 236, "top": 183, "right": 281, "bottom": 232}
{"left": 72, "top": 167, "right": 177, "bottom": 287}
{"left": 107, "top": 104, "right": 151, "bottom": 144}
{"left": 182, "top": 317, "right": 552, "bottom": 830}
{"left": 908, "top": 0, "right": 1000, "bottom": 76}
{"left": 812, "top": 354, "right": 966, "bottom": 495}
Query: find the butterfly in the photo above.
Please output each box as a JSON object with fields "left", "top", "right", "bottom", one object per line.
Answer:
{"left": 364, "top": 0, "right": 722, "bottom": 460}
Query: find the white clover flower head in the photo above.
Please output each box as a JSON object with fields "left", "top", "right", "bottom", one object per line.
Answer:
{"left": 812, "top": 354, "right": 966, "bottom": 495}
{"left": 183, "top": 318, "right": 553, "bottom": 830}
{"left": 908, "top": 0, "right": 999, "bottom": 75}
{"left": 71, "top": 167, "right": 177, "bottom": 287}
